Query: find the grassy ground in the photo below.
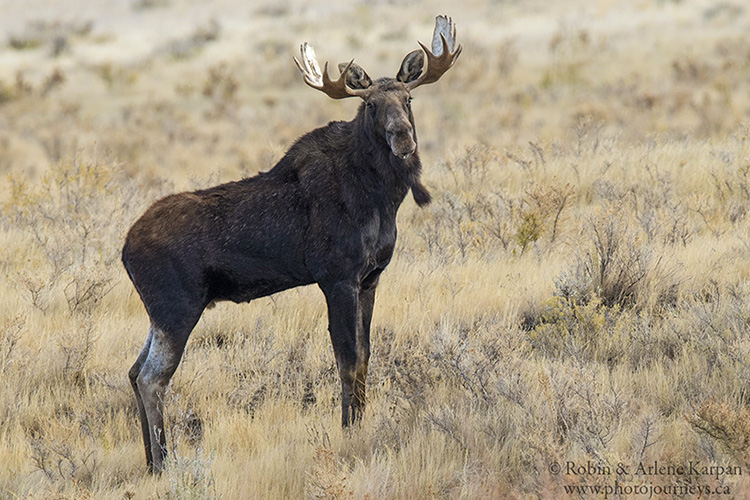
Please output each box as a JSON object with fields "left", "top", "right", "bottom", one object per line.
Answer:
{"left": 2, "top": 0, "right": 750, "bottom": 498}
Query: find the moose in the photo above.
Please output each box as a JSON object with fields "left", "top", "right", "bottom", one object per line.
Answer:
{"left": 122, "top": 15, "right": 461, "bottom": 473}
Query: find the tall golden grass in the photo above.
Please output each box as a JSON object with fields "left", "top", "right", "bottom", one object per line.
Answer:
{"left": 2, "top": 0, "right": 750, "bottom": 498}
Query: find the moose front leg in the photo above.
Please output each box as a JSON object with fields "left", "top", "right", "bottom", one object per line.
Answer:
{"left": 354, "top": 269, "right": 380, "bottom": 420}
{"left": 321, "top": 280, "right": 362, "bottom": 427}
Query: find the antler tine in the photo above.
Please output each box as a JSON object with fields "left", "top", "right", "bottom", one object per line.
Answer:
{"left": 431, "top": 14, "right": 456, "bottom": 55}
{"left": 408, "top": 15, "right": 462, "bottom": 90}
{"left": 294, "top": 43, "right": 367, "bottom": 99}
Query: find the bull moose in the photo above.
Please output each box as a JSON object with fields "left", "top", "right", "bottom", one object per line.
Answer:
{"left": 122, "top": 15, "right": 461, "bottom": 473}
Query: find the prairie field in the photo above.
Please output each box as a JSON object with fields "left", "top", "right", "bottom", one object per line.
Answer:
{"left": 3, "top": 0, "right": 750, "bottom": 498}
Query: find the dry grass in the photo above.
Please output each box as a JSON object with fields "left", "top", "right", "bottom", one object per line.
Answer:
{"left": 3, "top": 0, "right": 750, "bottom": 498}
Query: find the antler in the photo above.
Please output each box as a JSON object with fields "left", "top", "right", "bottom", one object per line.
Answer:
{"left": 293, "top": 43, "right": 368, "bottom": 99}
{"left": 407, "top": 15, "right": 463, "bottom": 90}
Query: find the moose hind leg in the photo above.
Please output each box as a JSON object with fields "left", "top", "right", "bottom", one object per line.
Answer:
{"left": 136, "top": 325, "right": 189, "bottom": 474}
{"left": 129, "top": 325, "right": 155, "bottom": 471}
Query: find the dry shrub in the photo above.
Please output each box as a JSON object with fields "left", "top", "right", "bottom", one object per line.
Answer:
{"left": 418, "top": 144, "right": 575, "bottom": 259}
{"left": 529, "top": 295, "right": 618, "bottom": 363}
{"left": 5, "top": 157, "right": 126, "bottom": 271}
{"left": 689, "top": 400, "right": 750, "bottom": 468}
{"left": 8, "top": 19, "right": 93, "bottom": 55}
{"left": 159, "top": 449, "right": 217, "bottom": 500}
{"left": 160, "top": 18, "right": 221, "bottom": 60}
{"left": 528, "top": 207, "right": 685, "bottom": 366}
{"left": 517, "top": 182, "right": 575, "bottom": 252}
{"left": 30, "top": 434, "right": 100, "bottom": 488}
{"left": 3, "top": 156, "right": 147, "bottom": 316}
{"left": 93, "top": 62, "right": 139, "bottom": 90}
{"left": 202, "top": 62, "right": 239, "bottom": 118}
{"left": 306, "top": 446, "right": 351, "bottom": 500}
{"left": 555, "top": 208, "right": 680, "bottom": 313}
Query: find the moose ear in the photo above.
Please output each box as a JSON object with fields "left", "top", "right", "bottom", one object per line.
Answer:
{"left": 338, "top": 62, "right": 372, "bottom": 90}
{"left": 396, "top": 49, "right": 424, "bottom": 83}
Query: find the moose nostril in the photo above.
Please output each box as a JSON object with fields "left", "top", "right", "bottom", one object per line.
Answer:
{"left": 396, "top": 142, "right": 416, "bottom": 159}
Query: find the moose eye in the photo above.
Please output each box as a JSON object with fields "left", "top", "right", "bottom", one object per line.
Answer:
{"left": 407, "top": 97, "right": 413, "bottom": 106}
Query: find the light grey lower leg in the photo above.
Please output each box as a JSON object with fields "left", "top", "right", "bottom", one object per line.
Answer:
{"left": 136, "top": 326, "right": 184, "bottom": 474}
{"left": 129, "top": 325, "right": 155, "bottom": 470}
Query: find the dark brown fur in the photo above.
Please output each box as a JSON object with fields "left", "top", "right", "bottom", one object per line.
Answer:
{"left": 123, "top": 77, "right": 431, "bottom": 473}
{"left": 124, "top": 15, "right": 462, "bottom": 471}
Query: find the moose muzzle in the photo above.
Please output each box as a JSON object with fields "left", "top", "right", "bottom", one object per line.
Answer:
{"left": 386, "top": 118, "right": 416, "bottom": 160}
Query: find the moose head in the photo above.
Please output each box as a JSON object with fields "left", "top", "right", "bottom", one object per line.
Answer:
{"left": 294, "top": 15, "right": 462, "bottom": 161}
